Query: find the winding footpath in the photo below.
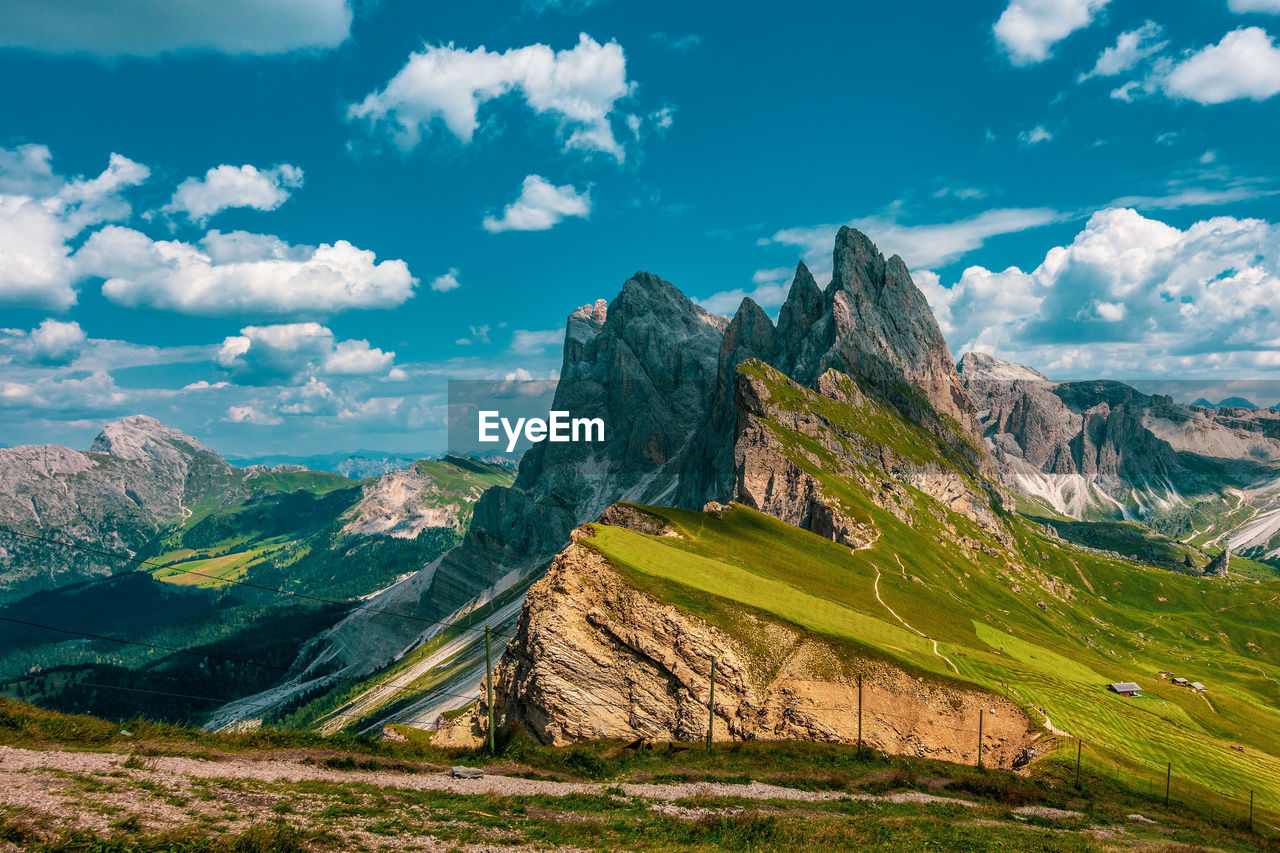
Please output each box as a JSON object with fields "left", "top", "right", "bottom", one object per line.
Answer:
{"left": 877, "top": 558, "right": 959, "bottom": 674}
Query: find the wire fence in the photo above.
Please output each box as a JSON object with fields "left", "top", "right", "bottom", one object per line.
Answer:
{"left": 1070, "top": 738, "right": 1275, "bottom": 835}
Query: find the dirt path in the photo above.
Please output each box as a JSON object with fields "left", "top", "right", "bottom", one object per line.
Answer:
{"left": 879, "top": 560, "right": 959, "bottom": 674}
{"left": 1068, "top": 558, "right": 1095, "bottom": 594}
{"left": 0, "top": 746, "right": 979, "bottom": 809}
{"left": 1040, "top": 713, "right": 1072, "bottom": 738}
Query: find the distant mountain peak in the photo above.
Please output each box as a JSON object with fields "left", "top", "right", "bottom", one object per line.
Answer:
{"left": 90, "top": 415, "right": 218, "bottom": 462}
{"left": 957, "top": 352, "right": 1049, "bottom": 383}
{"left": 1218, "top": 396, "right": 1258, "bottom": 410}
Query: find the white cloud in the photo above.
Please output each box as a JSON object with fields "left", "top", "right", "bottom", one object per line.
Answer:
{"left": 696, "top": 267, "right": 794, "bottom": 316}
{"left": 429, "top": 268, "right": 461, "bottom": 292}
{"left": 0, "top": 318, "right": 87, "bottom": 365}
{"left": 225, "top": 404, "right": 282, "bottom": 426}
{"left": 348, "top": 33, "right": 635, "bottom": 161}
{"left": 0, "top": 0, "right": 351, "bottom": 58}
{"left": 76, "top": 226, "right": 416, "bottom": 316}
{"left": 767, "top": 207, "right": 1062, "bottom": 272}
{"left": 1229, "top": 0, "right": 1280, "bottom": 13}
{"left": 1078, "top": 21, "right": 1166, "bottom": 81}
{"left": 456, "top": 324, "right": 491, "bottom": 346}
{"left": 0, "top": 145, "right": 149, "bottom": 310}
{"left": 994, "top": 0, "right": 1112, "bottom": 66}
{"left": 0, "top": 370, "right": 127, "bottom": 414}
{"left": 482, "top": 175, "right": 591, "bottom": 233}
{"left": 1018, "top": 125, "right": 1054, "bottom": 146}
{"left": 1162, "top": 27, "right": 1280, "bottom": 104}
{"left": 509, "top": 328, "right": 563, "bottom": 355}
{"left": 324, "top": 338, "right": 395, "bottom": 375}
{"left": 276, "top": 377, "right": 339, "bottom": 416}
{"left": 160, "top": 163, "right": 303, "bottom": 224}
{"left": 215, "top": 322, "right": 395, "bottom": 384}
{"left": 183, "top": 380, "right": 230, "bottom": 391}
{"left": 931, "top": 207, "right": 1280, "bottom": 376}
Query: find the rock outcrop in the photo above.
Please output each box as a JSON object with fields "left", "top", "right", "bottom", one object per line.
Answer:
{"left": 1204, "top": 548, "right": 1231, "bottom": 578}
{"left": 780, "top": 227, "right": 976, "bottom": 434}
{"left": 481, "top": 535, "right": 1034, "bottom": 768}
{"left": 732, "top": 362, "right": 1007, "bottom": 546}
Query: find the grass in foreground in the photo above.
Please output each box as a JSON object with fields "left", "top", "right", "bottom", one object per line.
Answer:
{"left": 1, "top": 700, "right": 1275, "bottom": 850}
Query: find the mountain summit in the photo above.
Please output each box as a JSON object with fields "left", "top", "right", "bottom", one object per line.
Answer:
{"left": 779, "top": 227, "right": 974, "bottom": 430}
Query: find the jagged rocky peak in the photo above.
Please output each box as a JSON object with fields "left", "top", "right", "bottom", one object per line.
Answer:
{"left": 957, "top": 352, "right": 1049, "bottom": 384}
{"left": 775, "top": 261, "right": 823, "bottom": 367}
{"left": 90, "top": 414, "right": 221, "bottom": 463}
{"left": 779, "top": 227, "right": 976, "bottom": 432}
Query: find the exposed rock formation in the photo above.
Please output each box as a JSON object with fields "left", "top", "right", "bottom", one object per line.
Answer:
{"left": 482, "top": 535, "right": 1034, "bottom": 768}
{"left": 958, "top": 352, "right": 1280, "bottom": 523}
{"left": 1204, "top": 548, "right": 1231, "bottom": 578}
{"left": 781, "top": 227, "right": 976, "bottom": 433}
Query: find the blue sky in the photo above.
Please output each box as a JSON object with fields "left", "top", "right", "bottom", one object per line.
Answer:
{"left": 2, "top": 0, "right": 1280, "bottom": 456}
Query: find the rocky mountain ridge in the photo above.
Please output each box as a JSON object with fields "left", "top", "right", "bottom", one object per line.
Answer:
{"left": 957, "top": 351, "right": 1280, "bottom": 561}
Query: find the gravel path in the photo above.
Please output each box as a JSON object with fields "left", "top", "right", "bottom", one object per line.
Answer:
{"left": 0, "top": 746, "right": 979, "bottom": 808}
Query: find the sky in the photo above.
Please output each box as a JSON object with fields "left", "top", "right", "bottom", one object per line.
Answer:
{"left": 2, "top": 0, "right": 1280, "bottom": 456}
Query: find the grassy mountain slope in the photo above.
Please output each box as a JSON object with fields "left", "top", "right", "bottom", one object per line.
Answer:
{"left": 473, "top": 359, "right": 1280, "bottom": 824}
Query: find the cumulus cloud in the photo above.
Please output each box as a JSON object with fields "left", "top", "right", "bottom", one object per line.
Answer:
{"left": 0, "top": 370, "right": 127, "bottom": 416}
{"left": 348, "top": 33, "right": 635, "bottom": 161}
{"left": 0, "top": 319, "right": 87, "bottom": 366}
{"left": 994, "top": 0, "right": 1112, "bottom": 66}
{"left": 214, "top": 322, "right": 396, "bottom": 385}
{"left": 928, "top": 207, "right": 1280, "bottom": 376}
{"left": 224, "top": 404, "right": 282, "bottom": 426}
{"left": 482, "top": 175, "right": 591, "bottom": 233}
{"left": 429, "top": 268, "right": 461, "bottom": 292}
{"left": 1078, "top": 21, "right": 1166, "bottom": 81}
{"left": 159, "top": 163, "right": 304, "bottom": 224}
{"left": 75, "top": 226, "right": 416, "bottom": 316}
{"left": 767, "top": 207, "right": 1062, "bottom": 273}
{"left": 276, "top": 377, "right": 339, "bottom": 416}
{"left": 1162, "top": 27, "right": 1280, "bottom": 104}
{"left": 0, "top": 145, "right": 149, "bottom": 310}
{"left": 0, "top": 0, "right": 351, "bottom": 58}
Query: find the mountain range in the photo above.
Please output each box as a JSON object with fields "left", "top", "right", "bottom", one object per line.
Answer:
{"left": 0, "top": 418, "right": 512, "bottom": 721}
{"left": 3, "top": 228, "right": 1278, "bottom": 812}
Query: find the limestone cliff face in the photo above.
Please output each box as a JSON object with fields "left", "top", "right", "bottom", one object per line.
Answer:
{"left": 480, "top": 531, "right": 1033, "bottom": 768}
